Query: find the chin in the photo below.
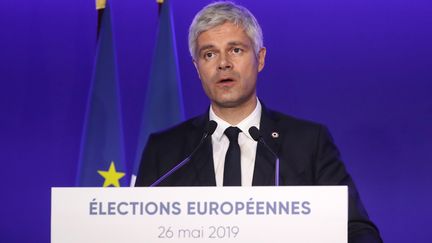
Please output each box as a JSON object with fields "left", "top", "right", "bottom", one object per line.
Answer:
{"left": 211, "top": 99, "right": 237, "bottom": 108}
{"left": 213, "top": 97, "right": 249, "bottom": 109}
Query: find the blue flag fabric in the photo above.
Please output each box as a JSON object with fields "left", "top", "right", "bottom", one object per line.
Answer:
{"left": 76, "top": 3, "right": 127, "bottom": 187}
{"left": 131, "top": 0, "right": 185, "bottom": 184}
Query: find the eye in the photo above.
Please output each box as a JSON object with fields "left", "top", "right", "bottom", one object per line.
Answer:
{"left": 204, "top": 51, "right": 216, "bottom": 60}
{"left": 232, "top": 47, "right": 243, "bottom": 54}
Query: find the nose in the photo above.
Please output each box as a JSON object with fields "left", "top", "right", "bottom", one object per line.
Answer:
{"left": 218, "top": 54, "right": 233, "bottom": 71}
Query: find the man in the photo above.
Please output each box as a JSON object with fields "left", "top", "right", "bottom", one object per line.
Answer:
{"left": 136, "top": 1, "right": 382, "bottom": 242}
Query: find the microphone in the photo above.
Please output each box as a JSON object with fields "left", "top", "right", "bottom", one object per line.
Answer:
{"left": 248, "top": 126, "right": 281, "bottom": 186}
{"left": 150, "top": 120, "right": 217, "bottom": 187}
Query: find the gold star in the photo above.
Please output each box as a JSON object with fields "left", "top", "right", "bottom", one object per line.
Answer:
{"left": 97, "top": 161, "right": 125, "bottom": 187}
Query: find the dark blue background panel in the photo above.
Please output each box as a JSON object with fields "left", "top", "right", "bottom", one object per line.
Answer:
{"left": 1, "top": 0, "right": 431, "bottom": 242}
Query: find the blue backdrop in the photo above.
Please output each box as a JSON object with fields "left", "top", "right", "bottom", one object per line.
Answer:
{"left": 1, "top": 0, "right": 431, "bottom": 242}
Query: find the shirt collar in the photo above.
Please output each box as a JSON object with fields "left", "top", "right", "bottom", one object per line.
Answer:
{"left": 209, "top": 98, "right": 262, "bottom": 141}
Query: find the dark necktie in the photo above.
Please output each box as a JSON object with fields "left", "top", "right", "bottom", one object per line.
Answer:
{"left": 223, "top": 126, "right": 242, "bottom": 186}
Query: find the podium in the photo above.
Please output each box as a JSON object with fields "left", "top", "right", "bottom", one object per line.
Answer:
{"left": 51, "top": 186, "right": 347, "bottom": 243}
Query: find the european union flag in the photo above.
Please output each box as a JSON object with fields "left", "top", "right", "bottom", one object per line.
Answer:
{"left": 76, "top": 2, "right": 127, "bottom": 187}
{"left": 131, "top": 0, "right": 185, "bottom": 185}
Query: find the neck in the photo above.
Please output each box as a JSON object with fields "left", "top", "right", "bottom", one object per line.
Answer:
{"left": 211, "top": 97, "right": 257, "bottom": 125}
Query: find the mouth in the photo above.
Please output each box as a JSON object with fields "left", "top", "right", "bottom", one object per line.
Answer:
{"left": 218, "top": 78, "right": 235, "bottom": 83}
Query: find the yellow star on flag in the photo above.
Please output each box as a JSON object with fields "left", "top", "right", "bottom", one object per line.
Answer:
{"left": 97, "top": 161, "right": 125, "bottom": 187}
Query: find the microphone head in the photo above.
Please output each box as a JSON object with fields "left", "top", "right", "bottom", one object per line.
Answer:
{"left": 205, "top": 120, "right": 218, "bottom": 136}
{"left": 248, "top": 126, "right": 261, "bottom": 141}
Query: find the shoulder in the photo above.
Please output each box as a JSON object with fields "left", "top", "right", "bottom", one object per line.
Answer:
{"left": 261, "top": 108, "right": 335, "bottom": 149}
{"left": 265, "top": 109, "right": 327, "bottom": 134}
{"left": 147, "top": 114, "right": 207, "bottom": 144}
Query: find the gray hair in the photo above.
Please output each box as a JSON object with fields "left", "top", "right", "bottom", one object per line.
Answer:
{"left": 188, "top": 1, "right": 263, "bottom": 59}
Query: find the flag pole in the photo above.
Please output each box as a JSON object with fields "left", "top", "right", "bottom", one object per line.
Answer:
{"left": 96, "top": 0, "right": 107, "bottom": 39}
{"left": 157, "top": 0, "right": 163, "bottom": 16}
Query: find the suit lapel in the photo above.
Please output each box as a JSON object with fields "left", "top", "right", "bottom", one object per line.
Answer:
{"left": 189, "top": 113, "right": 216, "bottom": 186}
{"left": 252, "top": 106, "right": 281, "bottom": 186}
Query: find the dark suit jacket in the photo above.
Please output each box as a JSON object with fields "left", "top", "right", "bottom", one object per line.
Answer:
{"left": 135, "top": 106, "right": 382, "bottom": 243}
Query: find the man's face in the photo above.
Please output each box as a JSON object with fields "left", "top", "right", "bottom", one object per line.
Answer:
{"left": 193, "top": 22, "right": 266, "bottom": 110}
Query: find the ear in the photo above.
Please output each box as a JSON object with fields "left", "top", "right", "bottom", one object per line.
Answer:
{"left": 193, "top": 59, "right": 202, "bottom": 79}
{"left": 257, "top": 47, "right": 266, "bottom": 72}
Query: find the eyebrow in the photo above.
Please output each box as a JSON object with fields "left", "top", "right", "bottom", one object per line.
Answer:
{"left": 197, "top": 41, "right": 251, "bottom": 55}
{"left": 226, "top": 41, "right": 250, "bottom": 48}
{"left": 197, "top": 44, "right": 215, "bottom": 55}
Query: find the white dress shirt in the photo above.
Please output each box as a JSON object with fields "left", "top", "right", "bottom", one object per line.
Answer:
{"left": 209, "top": 99, "right": 262, "bottom": 186}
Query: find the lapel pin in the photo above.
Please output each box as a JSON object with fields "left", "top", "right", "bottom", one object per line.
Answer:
{"left": 271, "top": 132, "right": 279, "bottom": 138}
